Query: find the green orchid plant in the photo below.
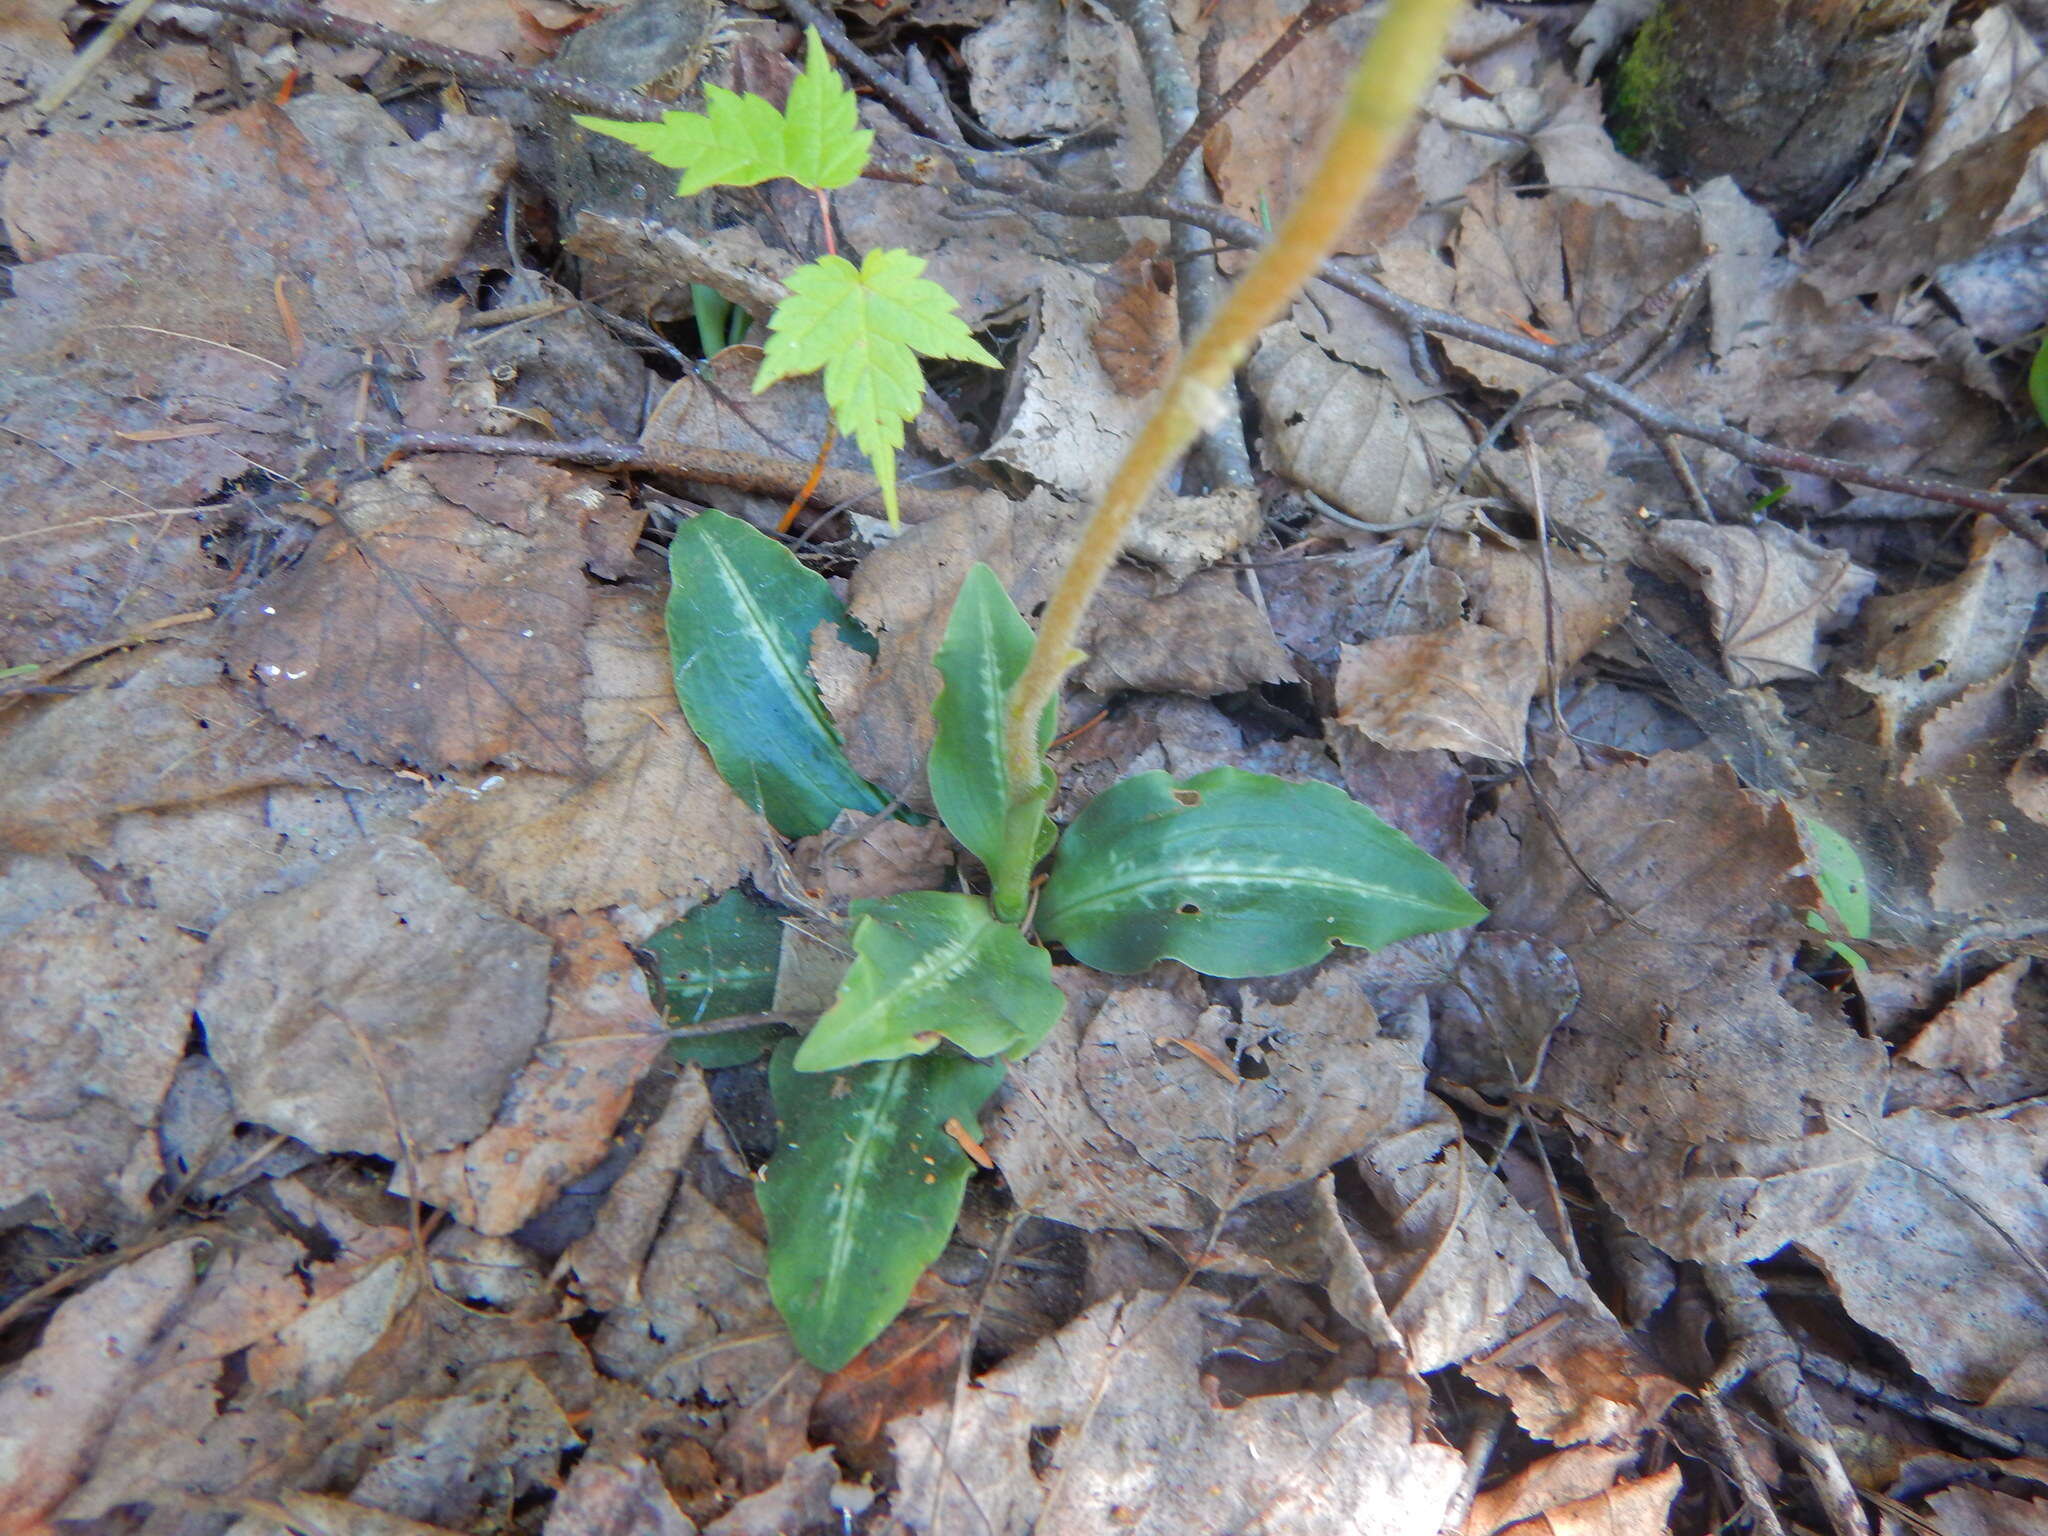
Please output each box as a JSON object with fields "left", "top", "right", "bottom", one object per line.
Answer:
{"left": 593, "top": 0, "right": 1475, "bottom": 1370}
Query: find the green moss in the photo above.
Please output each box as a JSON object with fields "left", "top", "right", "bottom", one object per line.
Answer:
{"left": 1610, "top": 4, "right": 1682, "bottom": 162}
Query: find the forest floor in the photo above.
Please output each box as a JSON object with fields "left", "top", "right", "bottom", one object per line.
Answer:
{"left": 6, "top": 0, "right": 2048, "bottom": 1532}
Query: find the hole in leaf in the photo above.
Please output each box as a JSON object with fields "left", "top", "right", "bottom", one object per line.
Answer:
{"left": 1177, "top": 902, "right": 1201, "bottom": 915}
{"left": 1172, "top": 789, "right": 1201, "bottom": 807}
{"left": 1027, "top": 1425, "right": 1062, "bottom": 1477}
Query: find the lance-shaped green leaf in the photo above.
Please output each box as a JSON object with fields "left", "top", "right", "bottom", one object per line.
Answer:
{"left": 666, "top": 511, "right": 887, "bottom": 837}
{"left": 927, "top": 565, "right": 1056, "bottom": 922}
{"left": 793, "top": 891, "right": 1063, "bottom": 1072}
{"left": 759, "top": 1042, "right": 1005, "bottom": 1370}
{"left": 644, "top": 888, "right": 787, "bottom": 1068}
{"left": 1038, "top": 767, "right": 1487, "bottom": 977}
{"left": 754, "top": 249, "right": 999, "bottom": 528}
{"left": 573, "top": 27, "right": 871, "bottom": 196}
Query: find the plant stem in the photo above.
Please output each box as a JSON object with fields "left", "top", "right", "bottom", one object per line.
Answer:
{"left": 1001, "top": 0, "right": 1468, "bottom": 791}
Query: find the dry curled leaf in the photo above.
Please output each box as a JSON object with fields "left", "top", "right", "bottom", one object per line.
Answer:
{"left": 1247, "top": 323, "right": 1470, "bottom": 529}
{"left": 1651, "top": 520, "right": 1875, "bottom": 685}
{"left": 1336, "top": 623, "right": 1541, "bottom": 762}
{"left": 1091, "top": 236, "right": 1178, "bottom": 396}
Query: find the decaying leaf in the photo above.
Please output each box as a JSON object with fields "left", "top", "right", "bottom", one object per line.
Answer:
{"left": 1650, "top": 520, "right": 1876, "bottom": 686}
{"left": 0, "top": 1239, "right": 201, "bottom": 1530}
{"left": 1091, "top": 236, "right": 1178, "bottom": 396}
{"left": 1246, "top": 323, "right": 1470, "bottom": 529}
{"left": 198, "top": 837, "right": 553, "bottom": 1160}
{"left": 230, "top": 464, "right": 591, "bottom": 777}
{"left": 889, "top": 1289, "right": 1466, "bottom": 1535}
{"left": 1476, "top": 752, "right": 1889, "bottom": 1261}
{"left": 1436, "top": 533, "right": 1631, "bottom": 689}
{"left": 1799, "top": 1104, "right": 2048, "bottom": 1406}
{"left": 394, "top": 913, "right": 664, "bottom": 1235}
{"left": 416, "top": 586, "right": 773, "bottom": 919}
{"left": 0, "top": 903, "right": 203, "bottom": 1229}
{"left": 1336, "top": 624, "right": 1542, "bottom": 761}
{"left": 1846, "top": 515, "right": 2046, "bottom": 753}
{"left": 0, "top": 641, "right": 364, "bottom": 855}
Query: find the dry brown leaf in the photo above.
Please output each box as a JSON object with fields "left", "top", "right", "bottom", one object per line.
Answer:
{"left": 1891, "top": 958, "right": 2031, "bottom": 1111}
{"left": 1477, "top": 753, "right": 1890, "bottom": 1262}
{"left": 1496, "top": 1467, "right": 1680, "bottom": 1536}
{"left": 559, "top": 1066, "right": 713, "bottom": 1312}
{"left": 1464, "top": 1445, "right": 1635, "bottom": 1536}
{"left": 395, "top": 912, "right": 665, "bottom": 1235}
{"left": 1459, "top": 1281, "right": 1685, "bottom": 1448}
{"left": 283, "top": 95, "right": 515, "bottom": 296}
{"left": 988, "top": 970, "right": 1210, "bottom": 1232}
{"left": 1650, "top": 520, "right": 1876, "bottom": 685}
{"left": 1124, "top": 487, "right": 1265, "bottom": 581}
{"left": 1926, "top": 1482, "right": 2048, "bottom": 1536}
{"left": 1262, "top": 542, "right": 1466, "bottom": 685}
{"left": 889, "top": 1289, "right": 1466, "bottom": 1535}
{"left": 591, "top": 1182, "right": 802, "bottom": 1411}
{"left": 1336, "top": 624, "right": 1542, "bottom": 762}
{"left": 1436, "top": 534, "right": 1631, "bottom": 689}
{"left": 1809, "top": 108, "right": 2048, "bottom": 301}
{"left": 1079, "top": 567, "right": 1296, "bottom": 697}
{"left": 341, "top": 1360, "right": 582, "bottom": 1529}
{"left": 0, "top": 903, "right": 202, "bottom": 1229}
{"left": 543, "top": 1457, "right": 697, "bottom": 1536}
{"left": 1430, "top": 930, "right": 1581, "bottom": 1097}
{"left": 1327, "top": 1066, "right": 1595, "bottom": 1373}
{"left": 702, "top": 1445, "right": 839, "bottom": 1536}
{"left": 198, "top": 836, "right": 552, "bottom": 1159}
{"left": 1847, "top": 516, "right": 2046, "bottom": 754}
{"left": 793, "top": 813, "right": 957, "bottom": 908}
{"left": 416, "top": 585, "right": 772, "bottom": 920}
{"left": 1201, "top": 0, "right": 1430, "bottom": 257}
{"left": 1091, "top": 237, "right": 1178, "bottom": 396}
{"left": 0, "top": 1238, "right": 206, "bottom": 1532}
{"left": 1246, "top": 323, "right": 1470, "bottom": 529}
{"left": 961, "top": 0, "right": 1129, "bottom": 139}
{"left": 1799, "top": 1103, "right": 2048, "bottom": 1406}
{"left": 53, "top": 1181, "right": 413, "bottom": 1523}
{"left": 1, "top": 102, "right": 424, "bottom": 668}
{"left": 0, "top": 641, "right": 363, "bottom": 855}
{"left": 1080, "top": 968, "right": 1426, "bottom": 1211}
{"left": 230, "top": 465, "right": 590, "bottom": 776}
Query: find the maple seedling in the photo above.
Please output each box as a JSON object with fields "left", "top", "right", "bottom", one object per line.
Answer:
{"left": 577, "top": 28, "right": 997, "bottom": 526}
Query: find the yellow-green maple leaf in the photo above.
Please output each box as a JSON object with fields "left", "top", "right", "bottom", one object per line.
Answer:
{"left": 573, "top": 27, "right": 871, "bottom": 196}
{"left": 755, "top": 250, "right": 999, "bottom": 526}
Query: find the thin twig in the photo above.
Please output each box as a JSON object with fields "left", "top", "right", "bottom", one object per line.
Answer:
{"left": 375, "top": 428, "right": 977, "bottom": 523}
{"left": 189, "top": 0, "right": 668, "bottom": 119}
{"left": 1705, "top": 1261, "right": 1871, "bottom": 1536}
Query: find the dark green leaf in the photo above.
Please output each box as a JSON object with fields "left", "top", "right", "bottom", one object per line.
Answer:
{"left": 759, "top": 1042, "right": 1004, "bottom": 1370}
{"left": 666, "top": 511, "right": 888, "bottom": 836}
{"left": 2031, "top": 334, "right": 2048, "bottom": 431}
{"left": 644, "top": 887, "right": 787, "bottom": 1068}
{"left": 1038, "top": 767, "right": 1487, "bottom": 977}
{"left": 793, "top": 891, "right": 1063, "bottom": 1071}
{"left": 927, "top": 565, "right": 1056, "bottom": 921}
